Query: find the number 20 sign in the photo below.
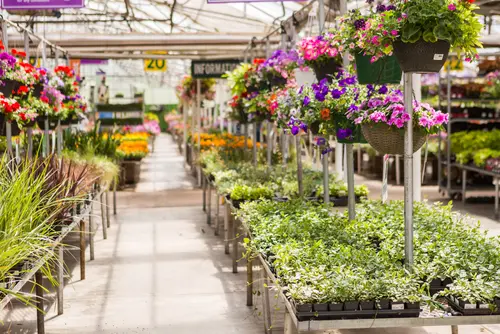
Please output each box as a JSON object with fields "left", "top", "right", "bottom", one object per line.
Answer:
{"left": 144, "top": 59, "right": 167, "bottom": 72}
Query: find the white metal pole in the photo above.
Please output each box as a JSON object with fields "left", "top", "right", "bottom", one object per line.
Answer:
{"left": 412, "top": 74, "right": 422, "bottom": 201}
{"left": 196, "top": 79, "right": 201, "bottom": 186}
{"left": 24, "top": 31, "right": 33, "bottom": 159}
{"left": 183, "top": 102, "right": 188, "bottom": 160}
{"left": 404, "top": 72, "right": 414, "bottom": 269}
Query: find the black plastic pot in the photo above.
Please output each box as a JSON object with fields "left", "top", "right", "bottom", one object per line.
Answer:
{"left": 0, "top": 114, "right": 21, "bottom": 136}
{"left": 344, "top": 301, "right": 359, "bottom": 311}
{"left": 430, "top": 278, "right": 442, "bottom": 287}
{"left": 0, "top": 79, "right": 20, "bottom": 98}
{"left": 406, "top": 302, "right": 420, "bottom": 310}
{"left": 32, "top": 83, "right": 43, "bottom": 98}
{"left": 231, "top": 199, "right": 243, "bottom": 209}
{"left": 458, "top": 298, "right": 476, "bottom": 309}
{"left": 313, "top": 303, "right": 328, "bottom": 312}
{"left": 296, "top": 303, "right": 313, "bottom": 312}
{"left": 377, "top": 299, "right": 390, "bottom": 310}
{"left": 309, "top": 121, "right": 320, "bottom": 135}
{"left": 328, "top": 302, "right": 343, "bottom": 311}
{"left": 36, "top": 116, "right": 58, "bottom": 130}
{"left": 311, "top": 58, "right": 342, "bottom": 83}
{"left": 442, "top": 278, "right": 453, "bottom": 287}
{"left": 393, "top": 39, "right": 450, "bottom": 73}
{"left": 360, "top": 301, "right": 375, "bottom": 310}
{"left": 268, "top": 75, "right": 287, "bottom": 88}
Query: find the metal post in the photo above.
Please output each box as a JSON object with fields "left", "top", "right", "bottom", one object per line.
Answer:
{"left": 413, "top": 74, "right": 422, "bottom": 201}
{"left": 106, "top": 190, "right": 111, "bottom": 228}
{"left": 35, "top": 271, "right": 45, "bottom": 334}
{"left": 89, "top": 194, "right": 95, "bottom": 260}
{"left": 495, "top": 178, "right": 499, "bottom": 219}
{"left": 100, "top": 192, "right": 108, "bottom": 240}
{"left": 224, "top": 200, "right": 231, "bottom": 254}
{"left": 336, "top": 142, "right": 344, "bottom": 179}
{"left": 462, "top": 169, "right": 467, "bottom": 204}
{"left": 403, "top": 72, "right": 414, "bottom": 269}
{"left": 318, "top": 0, "right": 326, "bottom": 33}
{"left": 296, "top": 136, "right": 303, "bottom": 196}
{"left": 24, "top": 31, "right": 30, "bottom": 60}
{"left": 57, "top": 245, "right": 64, "bottom": 315}
{"left": 44, "top": 118, "right": 49, "bottom": 157}
{"left": 215, "top": 193, "right": 220, "bottom": 236}
{"left": 253, "top": 123, "right": 257, "bottom": 166}
{"left": 1, "top": 20, "right": 8, "bottom": 51}
{"left": 267, "top": 121, "right": 272, "bottom": 167}
{"left": 246, "top": 256, "right": 253, "bottom": 306}
{"left": 113, "top": 180, "right": 117, "bottom": 215}
{"left": 396, "top": 155, "right": 401, "bottom": 185}
{"left": 446, "top": 62, "right": 452, "bottom": 197}
{"left": 346, "top": 144, "right": 356, "bottom": 220}
{"left": 232, "top": 217, "right": 238, "bottom": 273}
{"left": 5, "top": 122, "right": 12, "bottom": 158}
{"left": 57, "top": 119, "right": 62, "bottom": 155}
{"left": 79, "top": 219, "right": 86, "bottom": 280}
{"left": 207, "top": 182, "right": 212, "bottom": 225}
{"left": 323, "top": 152, "right": 329, "bottom": 203}
{"left": 27, "top": 127, "right": 33, "bottom": 159}
{"left": 196, "top": 79, "right": 202, "bottom": 187}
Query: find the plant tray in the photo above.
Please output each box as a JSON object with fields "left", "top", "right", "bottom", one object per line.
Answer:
{"left": 446, "top": 296, "right": 500, "bottom": 316}
{"left": 292, "top": 301, "right": 421, "bottom": 321}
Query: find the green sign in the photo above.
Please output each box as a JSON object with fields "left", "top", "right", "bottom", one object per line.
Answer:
{"left": 191, "top": 59, "right": 240, "bottom": 78}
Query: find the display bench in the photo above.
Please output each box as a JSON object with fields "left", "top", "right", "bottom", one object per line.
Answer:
{"left": 0, "top": 183, "right": 114, "bottom": 334}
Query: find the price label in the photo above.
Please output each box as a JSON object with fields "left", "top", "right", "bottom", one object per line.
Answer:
{"left": 144, "top": 59, "right": 167, "bottom": 72}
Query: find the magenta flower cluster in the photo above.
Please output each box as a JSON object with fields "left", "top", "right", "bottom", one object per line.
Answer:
{"left": 297, "top": 34, "right": 340, "bottom": 62}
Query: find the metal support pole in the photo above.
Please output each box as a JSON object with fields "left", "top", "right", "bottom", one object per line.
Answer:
{"left": 202, "top": 175, "right": 207, "bottom": 211}
{"left": 197, "top": 79, "right": 202, "bottom": 187}
{"left": 57, "top": 245, "right": 64, "bottom": 315}
{"left": 27, "top": 127, "right": 33, "bottom": 159}
{"left": 346, "top": 144, "right": 356, "bottom": 220}
{"left": 336, "top": 142, "right": 343, "bottom": 179}
{"left": 396, "top": 155, "right": 401, "bottom": 185}
{"left": 57, "top": 119, "right": 62, "bottom": 155}
{"left": 462, "top": 169, "right": 467, "bottom": 204}
{"left": 244, "top": 124, "right": 249, "bottom": 156}
{"left": 207, "top": 182, "right": 212, "bottom": 225}
{"left": 323, "top": 152, "right": 330, "bottom": 203}
{"left": 113, "top": 180, "right": 117, "bottom": 215}
{"left": 246, "top": 256, "right": 253, "bottom": 306}
{"left": 35, "top": 271, "right": 45, "bottom": 334}
{"left": 261, "top": 266, "right": 273, "bottom": 334}
{"left": 5, "top": 122, "right": 12, "bottom": 158}
{"left": 318, "top": 0, "right": 326, "bottom": 33}
{"left": 296, "top": 136, "right": 303, "bottom": 196}
{"left": 215, "top": 193, "right": 220, "bottom": 236}
{"left": 495, "top": 178, "right": 499, "bottom": 219}
{"left": 24, "top": 31, "right": 30, "bottom": 60}
{"left": 1, "top": 20, "right": 9, "bottom": 51}
{"left": 253, "top": 123, "right": 257, "bottom": 166}
{"left": 100, "top": 192, "right": 108, "bottom": 240}
{"left": 446, "top": 63, "right": 452, "bottom": 197}
{"left": 267, "top": 121, "right": 272, "bottom": 168}
{"left": 232, "top": 217, "right": 238, "bottom": 273}
{"left": 89, "top": 195, "right": 95, "bottom": 260}
{"left": 106, "top": 190, "right": 111, "bottom": 228}
{"left": 44, "top": 118, "right": 49, "bottom": 157}
{"left": 79, "top": 219, "right": 86, "bottom": 280}
{"left": 183, "top": 102, "right": 188, "bottom": 160}
{"left": 403, "top": 72, "right": 414, "bottom": 269}
{"left": 224, "top": 200, "right": 231, "bottom": 254}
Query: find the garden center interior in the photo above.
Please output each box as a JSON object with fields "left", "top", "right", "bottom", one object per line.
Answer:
{"left": 2, "top": 0, "right": 500, "bottom": 333}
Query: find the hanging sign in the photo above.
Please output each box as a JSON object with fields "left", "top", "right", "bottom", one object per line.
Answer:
{"left": 191, "top": 59, "right": 240, "bottom": 78}
{"left": 1, "top": 0, "right": 85, "bottom": 9}
{"left": 144, "top": 51, "right": 168, "bottom": 72}
{"left": 443, "top": 56, "right": 464, "bottom": 71}
{"left": 207, "top": 0, "right": 303, "bottom": 3}
{"left": 28, "top": 57, "right": 41, "bottom": 67}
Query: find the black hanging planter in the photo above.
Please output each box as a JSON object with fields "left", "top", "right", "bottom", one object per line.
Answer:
{"left": 311, "top": 58, "right": 342, "bottom": 83}
{"left": 268, "top": 74, "right": 287, "bottom": 88}
{"left": 32, "top": 83, "right": 44, "bottom": 98}
{"left": 36, "top": 116, "right": 58, "bottom": 130}
{"left": 0, "top": 114, "right": 21, "bottom": 136}
{"left": 393, "top": 39, "right": 450, "bottom": 73}
{"left": 0, "top": 79, "right": 20, "bottom": 98}
{"left": 309, "top": 121, "right": 321, "bottom": 135}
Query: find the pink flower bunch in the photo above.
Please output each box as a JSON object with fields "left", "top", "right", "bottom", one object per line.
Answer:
{"left": 349, "top": 87, "right": 448, "bottom": 134}
{"left": 297, "top": 34, "right": 341, "bottom": 64}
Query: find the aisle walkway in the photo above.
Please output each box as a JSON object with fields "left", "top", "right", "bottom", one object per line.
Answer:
{"left": 5, "top": 134, "right": 497, "bottom": 334}
{"left": 45, "top": 135, "right": 263, "bottom": 333}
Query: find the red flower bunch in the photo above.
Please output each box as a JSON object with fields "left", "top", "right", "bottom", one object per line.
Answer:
{"left": 229, "top": 95, "right": 240, "bottom": 108}
{"left": 11, "top": 49, "right": 27, "bottom": 58}
{"left": 40, "top": 96, "right": 49, "bottom": 104}
{"left": 0, "top": 97, "right": 20, "bottom": 114}
{"left": 55, "top": 65, "right": 74, "bottom": 78}
{"left": 253, "top": 58, "right": 265, "bottom": 65}
{"left": 16, "top": 85, "right": 30, "bottom": 95}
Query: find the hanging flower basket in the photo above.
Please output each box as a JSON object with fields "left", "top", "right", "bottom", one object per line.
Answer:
{"left": 267, "top": 74, "right": 287, "bottom": 89}
{"left": 361, "top": 123, "right": 427, "bottom": 155}
{"left": 0, "top": 79, "right": 20, "bottom": 98}
{"left": 32, "top": 84, "right": 44, "bottom": 98}
{"left": 311, "top": 58, "right": 342, "bottom": 83}
{"left": 0, "top": 114, "right": 21, "bottom": 136}
{"left": 309, "top": 121, "right": 321, "bottom": 135}
{"left": 36, "top": 116, "right": 58, "bottom": 130}
{"left": 333, "top": 114, "right": 366, "bottom": 144}
{"left": 393, "top": 40, "right": 450, "bottom": 73}
{"left": 355, "top": 53, "right": 402, "bottom": 85}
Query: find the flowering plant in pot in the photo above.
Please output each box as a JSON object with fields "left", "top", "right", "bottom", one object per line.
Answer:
{"left": 333, "top": 6, "right": 402, "bottom": 84}
{"left": 348, "top": 86, "right": 448, "bottom": 155}
{"left": 0, "top": 52, "right": 19, "bottom": 97}
{"left": 36, "top": 86, "right": 65, "bottom": 130}
{"left": 297, "top": 34, "right": 343, "bottom": 82}
{"left": 258, "top": 49, "right": 298, "bottom": 89}
{"left": 351, "top": 0, "right": 482, "bottom": 73}
{"left": 0, "top": 96, "right": 33, "bottom": 135}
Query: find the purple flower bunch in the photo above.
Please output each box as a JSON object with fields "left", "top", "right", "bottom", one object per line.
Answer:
{"left": 348, "top": 87, "right": 448, "bottom": 133}
{"left": 287, "top": 116, "right": 308, "bottom": 136}
{"left": 0, "top": 52, "right": 17, "bottom": 80}
{"left": 260, "top": 49, "right": 300, "bottom": 80}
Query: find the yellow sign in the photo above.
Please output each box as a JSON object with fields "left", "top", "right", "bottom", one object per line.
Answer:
{"left": 144, "top": 58, "right": 167, "bottom": 72}
{"left": 144, "top": 51, "right": 168, "bottom": 72}
{"left": 28, "top": 57, "right": 41, "bottom": 67}
{"left": 444, "top": 56, "right": 464, "bottom": 71}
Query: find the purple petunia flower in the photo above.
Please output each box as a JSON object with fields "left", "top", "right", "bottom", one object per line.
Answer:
{"left": 331, "top": 89, "right": 344, "bottom": 99}
{"left": 316, "top": 137, "right": 327, "bottom": 146}
{"left": 337, "top": 128, "right": 353, "bottom": 140}
{"left": 291, "top": 125, "right": 299, "bottom": 135}
{"left": 378, "top": 85, "right": 388, "bottom": 94}
{"left": 376, "top": 4, "right": 386, "bottom": 12}
{"left": 322, "top": 147, "right": 333, "bottom": 155}
{"left": 303, "top": 96, "right": 311, "bottom": 106}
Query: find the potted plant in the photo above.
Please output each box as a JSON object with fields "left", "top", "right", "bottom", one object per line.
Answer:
{"left": 115, "top": 93, "right": 125, "bottom": 98}
{"left": 258, "top": 49, "right": 298, "bottom": 89}
{"left": 0, "top": 52, "right": 19, "bottom": 97}
{"left": 297, "top": 34, "right": 342, "bottom": 82}
{"left": 348, "top": 86, "right": 448, "bottom": 155}
{"left": 351, "top": 0, "right": 482, "bottom": 73}
{"left": 333, "top": 7, "right": 402, "bottom": 84}
{"left": 36, "top": 86, "right": 65, "bottom": 130}
{"left": 0, "top": 96, "right": 30, "bottom": 136}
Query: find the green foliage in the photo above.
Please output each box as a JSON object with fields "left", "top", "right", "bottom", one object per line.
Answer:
{"left": 450, "top": 130, "right": 500, "bottom": 166}
{"left": 63, "top": 122, "right": 121, "bottom": 160}
{"left": 237, "top": 199, "right": 500, "bottom": 306}
{"left": 230, "top": 184, "right": 274, "bottom": 201}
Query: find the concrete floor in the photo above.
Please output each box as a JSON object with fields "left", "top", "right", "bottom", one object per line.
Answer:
{"left": 2, "top": 134, "right": 500, "bottom": 333}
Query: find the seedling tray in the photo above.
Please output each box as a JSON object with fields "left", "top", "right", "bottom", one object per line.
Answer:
{"left": 446, "top": 296, "right": 500, "bottom": 316}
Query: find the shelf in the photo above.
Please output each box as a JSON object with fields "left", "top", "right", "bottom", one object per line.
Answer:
{"left": 448, "top": 118, "right": 500, "bottom": 124}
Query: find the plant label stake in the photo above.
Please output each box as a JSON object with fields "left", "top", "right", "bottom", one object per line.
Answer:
{"left": 346, "top": 143, "right": 356, "bottom": 220}
{"left": 403, "top": 72, "right": 414, "bottom": 270}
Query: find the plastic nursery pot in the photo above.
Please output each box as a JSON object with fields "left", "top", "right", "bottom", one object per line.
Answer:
{"left": 361, "top": 123, "right": 427, "bottom": 155}
{"left": 405, "top": 302, "right": 420, "bottom": 310}
{"left": 32, "top": 83, "right": 43, "bottom": 98}
{"left": 311, "top": 58, "right": 342, "bottom": 83}
{"left": 442, "top": 277, "right": 453, "bottom": 287}
{"left": 295, "top": 303, "right": 313, "bottom": 313}
{"left": 36, "top": 116, "right": 58, "bottom": 130}
{"left": 310, "top": 121, "right": 321, "bottom": 135}
{"left": 333, "top": 114, "right": 367, "bottom": 144}
{"left": 328, "top": 302, "right": 344, "bottom": 311}
{"left": 355, "top": 53, "right": 402, "bottom": 85}
{"left": 313, "top": 303, "right": 329, "bottom": 312}
{"left": 0, "top": 79, "right": 20, "bottom": 98}
{"left": 393, "top": 39, "right": 450, "bottom": 73}
{"left": 360, "top": 301, "right": 375, "bottom": 310}
{"left": 377, "top": 299, "right": 391, "bottom": 310}
{"left": 343, "top": 301, "right": 359, "bottom": 311}
{"left": 0, "top": 114, "right": 21, "bottom": 136}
